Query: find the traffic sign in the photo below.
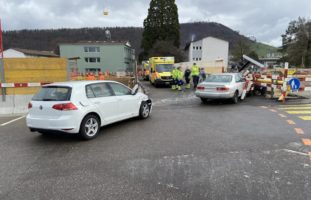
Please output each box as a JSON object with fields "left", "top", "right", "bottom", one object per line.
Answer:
{"left": 288, "top": 78, "right": 300, "bottom": 91}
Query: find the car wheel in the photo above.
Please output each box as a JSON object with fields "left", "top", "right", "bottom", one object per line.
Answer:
{"left": 139, "top": 102, "right": 150, "bottom": 119}
{"left": 79, "top": 115, "right": 100, "bottom": 140}
{"left": 201, "top": 98, "right": 208, "bottom": 104}
{"left": 232, "top": 91, "right": 239, "bottom": 104}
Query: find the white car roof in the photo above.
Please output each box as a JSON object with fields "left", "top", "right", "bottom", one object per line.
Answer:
{"left": 44, "top": 80, "right": 125, "bottom": 88}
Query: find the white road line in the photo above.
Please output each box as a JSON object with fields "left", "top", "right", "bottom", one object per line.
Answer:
{"left": 0, "top": 116, "right": 26, "bottom": 127}
{"left": 282, "top": 149, "right": 309, "bottom": 156}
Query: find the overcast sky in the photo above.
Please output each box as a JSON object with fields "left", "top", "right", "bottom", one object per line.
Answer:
{"left": 0, "top": 0, "right": 310, "bottom": 47}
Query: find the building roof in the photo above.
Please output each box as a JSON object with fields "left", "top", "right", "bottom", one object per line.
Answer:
{"left": 59, "top": 40, "right": 132, "bottom": 47}
{"left": 184, "top": 36, "right": 229, "bottom": 50}
{"left": 11, "top": 48, "right": 58, "bottom": 57}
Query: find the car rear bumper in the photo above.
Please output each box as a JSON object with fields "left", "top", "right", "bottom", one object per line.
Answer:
{"left": 26, "top": 114, "right": 81, "bottom": 134}
{"left": 195, "top": 90, "right": 235, "bottom": 99}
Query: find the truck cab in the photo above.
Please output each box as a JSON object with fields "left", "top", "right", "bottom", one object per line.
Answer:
{"left": 149, "top": 57, "right": 175, "bottom": 87}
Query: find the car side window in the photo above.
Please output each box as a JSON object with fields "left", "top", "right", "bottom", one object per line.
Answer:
{"left": 109, "top": 83, "right": 131, "bottom": 96}
{"left": 86, "top": 83, "right": 113, "bottom": 98}
{"left": 235, "top": 74, "right": 242, "bottom": 82}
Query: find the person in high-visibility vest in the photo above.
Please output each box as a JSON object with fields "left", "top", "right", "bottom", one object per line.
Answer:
{"left": 176, "top": 66, "right": 183, "bottom": 91}
{"left": 184, "top": 67, "right": 191, "bottom": 89}
{"left": 191, "top": 63, "right": 200, "bottom": 89}
{"left": 171, "top": 66, "right": 178, "bottom": 90}
{"left": 98, "top": 72, "right": 105, "bottom": 80}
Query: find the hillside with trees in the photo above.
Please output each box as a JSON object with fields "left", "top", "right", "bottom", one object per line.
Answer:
{"left": 3, "top": 22, "right": 276, "bottom": 59}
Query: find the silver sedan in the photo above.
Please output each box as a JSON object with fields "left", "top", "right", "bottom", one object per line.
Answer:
{"left": 195, "top": 73, "right": 245, "bottom": 104}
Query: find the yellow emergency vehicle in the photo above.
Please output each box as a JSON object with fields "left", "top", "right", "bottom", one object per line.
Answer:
{"left": 149, "top": 57, "right": 175, "bottom": 87}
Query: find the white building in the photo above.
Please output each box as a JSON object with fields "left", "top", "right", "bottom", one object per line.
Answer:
{"left": 185, "top": 37, "right": 229, "bottom": 69}
{"left": 3, "top": 48, "right": 58, "bottom": 58}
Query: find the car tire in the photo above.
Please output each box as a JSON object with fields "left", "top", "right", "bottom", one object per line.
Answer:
{"left": 79, "top": 114, "right": 100, "bottom": 140}
{"left": 232, "top": 91, "right": 239, "bottom": 104}
{"left": 139, "top": 102, "right": 150, "bottom": 119}
{"left": 201, "top": 98, "right": 208, "bottom": 104}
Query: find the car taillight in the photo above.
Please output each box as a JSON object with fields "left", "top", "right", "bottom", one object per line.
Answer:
{"left": 52, "top": 102, "right": 78, "bottom": 111}
{"left": 217, "top": 87, "right": 229, "bottom": 91}
{"left": 196, "top": 86, "right": 205, "bottom": 90}
{"left": 28, "top": 102, "right": 32, "bottom": 109}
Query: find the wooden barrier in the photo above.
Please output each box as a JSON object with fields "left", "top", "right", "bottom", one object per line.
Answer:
{"left": 2, "top": 58, "right": 67, "bottom": 95}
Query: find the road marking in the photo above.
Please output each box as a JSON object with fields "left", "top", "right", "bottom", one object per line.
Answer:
{"left": 287, "top": 120, "right": 296, "bottom": 125}
{"left": 286, "top": 111, "right": 311, "bottom": 114}
{"left": 279, "top": 107, "right": 311, "bottom": 110}
{"left": 0, "top": 116, "right": 25, "bottom": 127}
{"left": 260, "top": 106, "right": 268, "bottom": 109}
{"left": 302, "top": 138, "right": 311, "bottom": 146}
{"left": 269, "top": 109, "right": 277, "bottom": 113}
{"left": 309, "top": 152, "right": 311, "bottom": 160}
{"left": 299, "top": 116, "right": 311, "bottom": 120}
{"left": 279, "top": 104, "right": 311, "bottom": 107}
{"left": 295, "top": 128, "right": 304, "bottom": 135}
{"left": 283, "top": 149, "right": 309, "bottom": 156}
{"left": 278, "top": 114, "right": 287, "bottom": 118}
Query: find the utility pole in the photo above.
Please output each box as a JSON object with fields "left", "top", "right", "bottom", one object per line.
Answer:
{"left": 0, "top": 19, "right": 6, "bottom": 101}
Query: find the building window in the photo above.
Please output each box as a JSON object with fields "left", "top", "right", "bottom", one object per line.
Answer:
{"left": 84, "top": 47, "right": 100, "bottom": 52}
{"left": 196, "top": 47, "right": 199, "bottom": 50}
{"left": 199, "top": 58, "right": 201, "bottom": 61}
{"left": 193, "top": 46, "right": 195, "bottom": 50}
{"left": 193, "top": 58, "right": 196, "bottom": 61}
{"left": 85, "top": 57, "right": 100, "bottom": 63}
{"left": 200, "top": 46, "right": 202, "bottom": 50}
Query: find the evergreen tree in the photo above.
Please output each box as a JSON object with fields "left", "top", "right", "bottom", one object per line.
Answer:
{"left": 141, "top": 0, "right": 180, "bottom": 60}
{"left": 282, "top": 17, "right": 311, "bottom": 68}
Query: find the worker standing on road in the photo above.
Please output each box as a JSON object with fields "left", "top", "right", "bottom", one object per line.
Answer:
{"left": 171, "top": 66, "right": 178, "bottom": 90}
{"left": 191, "top": 63, "right": 200, "bottom": 89}
{"left": 176, "top": 66, "right": 183, "bottom": 91}
{"left": 199, "top": 68, "right": 206, "bottom": 82}
{"left": 184, "top": 67, "right": 191, "bottom": 89}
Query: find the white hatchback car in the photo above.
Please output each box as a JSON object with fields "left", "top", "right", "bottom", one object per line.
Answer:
{"left": 26, "top": 81, "right": 152, "bottom": 140}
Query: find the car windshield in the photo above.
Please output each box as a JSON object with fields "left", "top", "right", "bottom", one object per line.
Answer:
{"left": 204, "top": 75, "right": 233, "bottom": 83}
{"left": 32, "top": 86, "right": 71, "bottom": 101}
{"left": 156, "top": 64, "right": 173, "bottom": 72}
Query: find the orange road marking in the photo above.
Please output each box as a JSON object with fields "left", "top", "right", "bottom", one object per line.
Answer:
{"left": 287, "top": 120, "right": 296, "bottom": 125}
{"left": 278, "top": 114, "right": 287, "bottom": 118}
{"left": 270, "top": 109, "right": 277, "bottom": 113}
{"left": 302, "top": 138, "right": 311, "bottom": 146}
{"left": 295, "top": 128, "right": 304, "bottom": 135}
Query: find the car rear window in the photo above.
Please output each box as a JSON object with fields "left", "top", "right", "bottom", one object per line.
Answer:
{"left": 204, "top": 75, "right": 233, "bottom": 83}
{"left": 32, "top": 86, "right": 72, "bottom": 101}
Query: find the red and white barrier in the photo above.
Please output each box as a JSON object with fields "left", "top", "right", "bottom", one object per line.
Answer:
{"left": 0, "top": 82, "right": 50, "bottom": 88}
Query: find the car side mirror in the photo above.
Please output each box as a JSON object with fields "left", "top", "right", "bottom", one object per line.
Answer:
{"left": 131, "top": 84, "right": 139, "bottom": 95}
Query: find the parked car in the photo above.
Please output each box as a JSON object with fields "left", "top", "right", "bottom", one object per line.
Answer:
{"left": 195, "top": 73, "right": 245, "bottom": 104}
{"left": 26, "top": 81, "right": 152, "bottom": 140}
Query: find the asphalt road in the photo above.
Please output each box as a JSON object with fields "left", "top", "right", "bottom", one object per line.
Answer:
{"left": 0, "top": 82, "right": 310, "bottom": 200}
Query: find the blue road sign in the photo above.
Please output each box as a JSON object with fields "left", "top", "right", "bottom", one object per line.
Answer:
{"left": 288, "top": 78, "right": 300, "bottom": 91}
